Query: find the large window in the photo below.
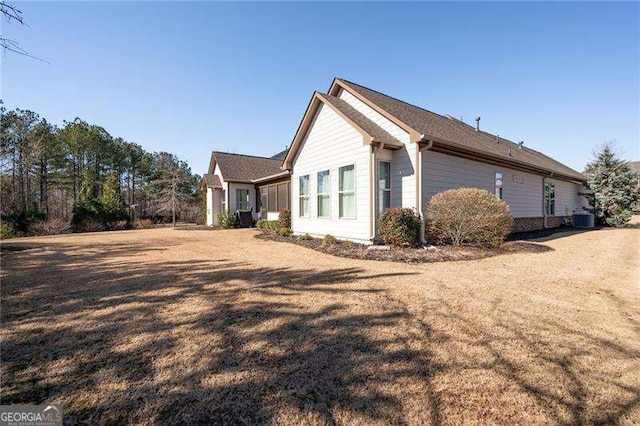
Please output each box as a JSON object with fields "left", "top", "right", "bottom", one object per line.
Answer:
{"left": 379, "top": 161, "right": 391, "bottom": 212}
{"left": 277, "top": 183, "right": 288, "bottom": 211}
{"left": 236, "top": 189, "right": 250, "bottom": 211}
{"left": 299, "top": 175, "right": 310, "bottom": 218}
{"left": 339, "top": 165, "right": 356, "bottom": 218}
{"left": 259, "top": 182, "right": 290, "bottom": 214}
{"left": 221, "top": 189, "right": 226, "bottom": 212}
{"left": 317, "top": 170, "right": 330, "bottom": 218}
{"left": 495, "top": 171, "right": 503, "bottom": 200}
{"left": 544, "top": 182, "right": 555, "bottom": 216}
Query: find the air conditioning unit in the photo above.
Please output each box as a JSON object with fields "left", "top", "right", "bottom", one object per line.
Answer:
{"left": 572, "top": 214, "right": 594, "bottom": 228}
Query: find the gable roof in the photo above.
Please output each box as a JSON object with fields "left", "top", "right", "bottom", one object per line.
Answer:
{"left": 327, "top": 78, "right": 584, "bottom": 182}
{"left": 202, "top": 173, "right": 222, "bottom": 189}
{"left": 282, "top": 91, "right": 403, "bottom": 169}
{"left": 209, "top": 151, "right": 285, "bottom": 183}
{"left": 270, "top": 148, "right": 289, "bottom": 160}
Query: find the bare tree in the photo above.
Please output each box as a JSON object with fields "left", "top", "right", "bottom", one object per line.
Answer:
{"left": 1, "top": 0, "right": 49, "bottom": 63}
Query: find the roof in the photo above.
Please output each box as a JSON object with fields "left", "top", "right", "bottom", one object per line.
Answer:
{"left": 202, "top": 173, "right": 222, "bottom": 188}
{"left": 317, "top": 93, "right": 402, "bottom": 148}
{"left": 211, "top": 151, "right": 285, "bottom": 183}
{"left": 330, "top": 78, "right": 584, "bottom": 181}
{"left": 270, "top": 148, "right": 289, "bottom": 160}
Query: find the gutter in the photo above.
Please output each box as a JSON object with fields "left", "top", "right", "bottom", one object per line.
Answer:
{"left": 251, "top": 170, "right": 291, "bottom": 184}
{"left": 416, "top": 140, "right": 433, "bottom": 244}
{"left": 369, "top": 142, "right": 385, "bottom": 241}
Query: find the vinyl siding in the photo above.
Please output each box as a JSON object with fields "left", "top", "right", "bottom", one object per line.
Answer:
{"left": 422, "top": 150, "right": 546, "bottom": 218}
{"left": 548, "top": 178, "right": 588, "bottom": 216}
{"left": 206, "top": 187, "right": 214, "bottom": 226}
{"left": 337, "top": 88, "right": 416, "bottom": 209}
{"left": 291, "top": 103, "right": 371, "bottom": 241}
{"left": 228, "top": 182, "right": 257, "bottom": 216}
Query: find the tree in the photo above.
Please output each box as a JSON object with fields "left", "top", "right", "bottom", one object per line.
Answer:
{"left": 147, "top": 152, "right": 196, "bottom": 227}
{"left": 1, "top": 1, "right": 48, "bottom": 63}
{"left": 583, "top": 143, "right": 640, "bottom": 227}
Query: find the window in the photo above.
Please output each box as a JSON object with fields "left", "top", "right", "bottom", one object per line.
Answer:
{"left": 379, "top": 161, "right": 391, "bottom": 212}
{"left": 299, "top": 175, "right": 310, "bottom": 217}
{"left": 317, "top": 170, "right": 330, "bottom": 218}
{"left": 221, "top": 189, "right": 226, "bottom": 212}
{"left": 260, "top": 188, "right": 268, "bottom": 212}
{"left": 277, "top": 183, "right": 288, "bottom": 211}
{"left": 339, "top": 165, "right": 356, "bottom": 218}
{"left": 236, "top": 189, "right": 250, "bottom": 211}
{"left": 495, "top": 171, "right": 503, "bottom": 200}
{"left": 544, "top": 182, "right": 555, "bottom": 216}
{"left": 268, "top": 186, "right": 276, "bottom": 212}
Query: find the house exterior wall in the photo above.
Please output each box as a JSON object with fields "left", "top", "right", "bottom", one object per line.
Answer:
{"left": 228, "top": 182, "right": 258, "bottom": 216}
{"left": 548, "top": 178, "right": 589, "bottom": 217}
{"left": 291, "top": 103, "right": 372, "bottom": 241}
{"left": 337, "top": 88, "right": 417, "bottom": 209}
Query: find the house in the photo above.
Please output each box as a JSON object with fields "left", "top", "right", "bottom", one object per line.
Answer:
{"left": 203, "top": 78, "right": 588, "bottom": 242}
{"left": 201, "top": 150, "right": 290, "bottom": 226}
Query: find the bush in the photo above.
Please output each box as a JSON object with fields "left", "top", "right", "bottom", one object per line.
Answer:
{"left": 300, "top": 233, "right": 312, "bottom": 240}
{"left": 256, "top": 219, "right": 268, "bottom": 229}
{"left": 378, "top": 208, "right": 421, "bottom": 247}
{"left": 28, "top": 218, "right": 71, "bottom": 236}
{"left": 426, "top": 188, "right": 513, "bottom": 247}
{"left": 135, "top": 219, "right": 153, "bottom": 229}
{"left": 1, "top": 204, "right": 45, "bottom": 235}
{"left": 323, "top": 234, "right": 338, "bottom": 245}
{"left": 276, "top": 227, "right": 292, "bottom": 237}
{"left": 278, "top": 209, "right": 291, "bottom": 229}
{"left": 0, "top": 222, "right": 15, "bottom": 240}
{"left": 78, "top": 219, "right": 106, "bottom": 233}
{"left": 218, "top": 210, "right": 236, "bottom": 229}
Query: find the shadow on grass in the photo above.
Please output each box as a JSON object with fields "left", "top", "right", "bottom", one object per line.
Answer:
{"left": 1, "top": 238, "right": 638, "bottom": 424}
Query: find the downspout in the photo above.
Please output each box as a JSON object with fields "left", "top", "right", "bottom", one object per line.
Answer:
{"left": 369, "top": 142, "right": 385, "bottom": 241}
{"left": 417, "top": 140, "right": 433, "bottom": 244}
{"left": 542, "top": 176, "right": 547, "bottom": 229}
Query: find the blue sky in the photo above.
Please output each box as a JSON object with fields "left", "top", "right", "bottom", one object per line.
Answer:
{"left": 1, "top": 1, "right": 638, "bottom": 175}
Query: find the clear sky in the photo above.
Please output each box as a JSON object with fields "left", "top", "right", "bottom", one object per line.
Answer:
{"left": 1, "top": 1, "right": 638, "bottom": 175}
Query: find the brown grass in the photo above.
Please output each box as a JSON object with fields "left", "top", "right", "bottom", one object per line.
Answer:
{"left": 1, "top": 227, "right": 639, "bottom": 424}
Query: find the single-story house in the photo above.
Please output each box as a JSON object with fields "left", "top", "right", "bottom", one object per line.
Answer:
{"left": 202, "top": 77, "right": 589, "bottom": 242}
{"left": 201, "top": 150, "right": 290, "bottom": 226}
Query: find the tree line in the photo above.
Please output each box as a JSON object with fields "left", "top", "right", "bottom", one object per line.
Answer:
{"left": 1, "top": 102, "right": 202, "bottom": 236}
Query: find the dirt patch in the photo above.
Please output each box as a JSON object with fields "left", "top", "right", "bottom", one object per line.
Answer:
{"left": 1, "top": 227, "right": 639, "bottom": 424}
{"left": 256, "top": 230, "right": 552, "bottom": 263}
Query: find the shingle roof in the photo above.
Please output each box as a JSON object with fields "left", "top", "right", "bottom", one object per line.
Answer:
{"left": 202, "top": 173, "right": 222, "bottom": 188}
{"left": 317, "top": 93, "right": 402, "bottom": 147}
{"left": 213, "top": 151, "right": 284, "bottom": 182}
{"left": 270, "top": 148, "right": 289, "bottom": 160}
{"left": 336, "top": 79, "right": 584, "bottom": 181}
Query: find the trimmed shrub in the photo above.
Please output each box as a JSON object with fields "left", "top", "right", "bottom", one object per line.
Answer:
{"left": 378, "top": 208, "right": 421, "bottom": 247}
{"left": 300, "top": 233, "right": 312, "bottom": 240}
{"left": 278, "top": 209, "right": 291, "bottom": 229}
{"left": 276, "top": 227, "right": 292, "bottom": 237}
{"left": 135, "top": 219, "right": 153, "bottom": 229}
{"left": 256, "top": 219, "right": 268, "bottom": 229}
{"left": 0, "top": 222, "right": 15, "bottom": 240}
{"left": 426, "top": 188, "right": 513, "bottom": 247}
{"left": 323, "top": 234, "right": 338, "bottom": 245}
{"left": 218, "top": 210, "right": 236, "bottom": 229}
{"left": 28, "top": 218, "right": 71, "bottom": 236}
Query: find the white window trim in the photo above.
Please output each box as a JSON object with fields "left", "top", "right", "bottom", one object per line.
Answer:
{"left": 495, "top": 171, "right": 503, "bottom": 200}
{"left": 298, "top": 175, "right": 310, "bottom": 218}
{"left": 317, "top": 170, "right": 331, "bottom": 219}
{"left": 544, "top": 182, "right": 556, "bottom": 216}
{"left": 338, "top": 164, "right": 356, "bottom": 219}
{"left": 236, "top": 188, "right": 250, "bottom": 211}
{"left": 379, "top": 161, "right": 391, "bottom": 212}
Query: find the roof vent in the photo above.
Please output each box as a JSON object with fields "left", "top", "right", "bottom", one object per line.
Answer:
{"left": 518, "top": 141, "right": 524, "bottom": 148}
{"left": 475, "top": 117, "right": 481, "bottom": 131}
{"left": 508, "top": 147, "right": 512, "bottom": 156}
{"left": 495, "top": 134, "right": 500, "bottom": 143}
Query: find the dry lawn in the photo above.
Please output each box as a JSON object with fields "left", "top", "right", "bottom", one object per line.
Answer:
{"left": 1, "top": 227, "right": 639, "bottom": 424}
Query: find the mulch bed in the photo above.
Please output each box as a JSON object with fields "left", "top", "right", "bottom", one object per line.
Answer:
{"left": 255, "top": 230, "right": 552, "bottom": 264}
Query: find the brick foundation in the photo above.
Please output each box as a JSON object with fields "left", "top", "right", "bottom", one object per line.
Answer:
{"left": 512, "top": 216, "right": 571, "bottom": 232}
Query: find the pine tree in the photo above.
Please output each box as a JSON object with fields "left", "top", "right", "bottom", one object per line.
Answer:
{"left": 584, "top": 143, "right": 640, "bottom": 227}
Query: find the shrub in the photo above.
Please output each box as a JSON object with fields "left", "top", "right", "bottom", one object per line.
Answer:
{"left": 256, "top": 219, "right": 268, "bottom": 229}
{"left": 218, "top": 210, "right": 236, "bottom": 229}
{"left": 135, "top": 219, "right": 153, "bottom": 229}
{"left": 278, "top": 209, "right": 291, "bottom": 229}
{"left": 276, "top": 227, "right": 292, "bottom": 237}
{"left": 78, "top": 219, "right": 106, "bottom": 233}
{"left": 300, "top": 233, "right": 312, "bottom": 240}
{"left": 378, "top": 208, "right": 421, "bottom": 247}
{"left": 426, "top": 188, "right": 514, "bottom": 247}
{"left": 323, "top": 234, "right": 338, "bottom": 245}
{"left": 28, "top": 218, "right": 71, "bottom": 236}
{"left": 0, "top": 222, "right": 15, "bottom": 240}
{"left": 1, "top": 204, "right": 45, "bottom": 235}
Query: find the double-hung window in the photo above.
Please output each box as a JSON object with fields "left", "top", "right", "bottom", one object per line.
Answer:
{"left": 339, "top": 165, "right": 356, "bottom": 219}
{"left": 236, "top": 189, "right": 250, "bottom": 211}
{"left": 494, "top": 171, "right": 503, "bottom": 200}
{"left": 221, "top": 189, "right": 226, "bottom": 212}
{"left": 544, "top": 182, "right": 555, "bottom": 216}
{"left": 379, "top": 161, "right": 391, "bottom": 212}
{"left": 299, "top": 175, "right": 310, "bottom": 217}
{"left": 317, "top": 170, "right": 330, "bottom": 218}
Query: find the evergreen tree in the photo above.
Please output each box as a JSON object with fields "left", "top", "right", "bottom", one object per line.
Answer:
{"left": 583, "top": 143, "right": 640, "bottom": 226}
